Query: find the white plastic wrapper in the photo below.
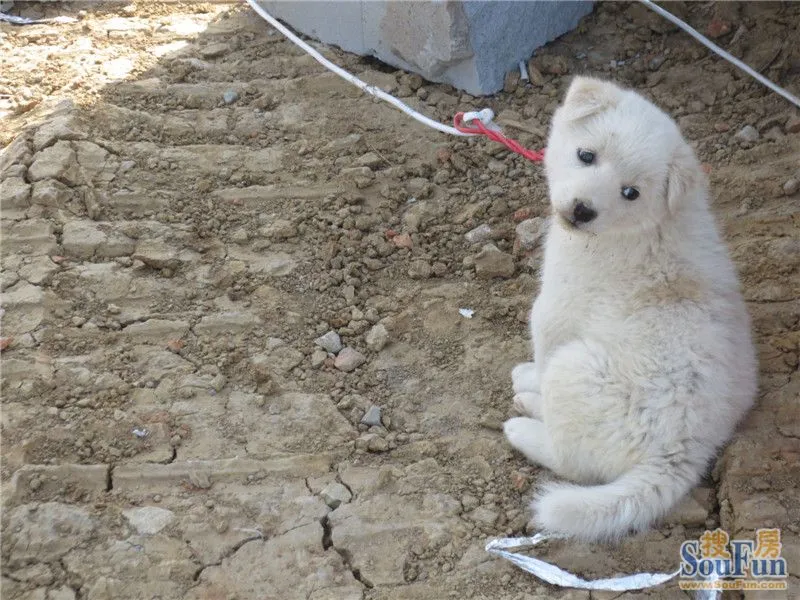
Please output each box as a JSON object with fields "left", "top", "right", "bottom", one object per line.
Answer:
{"left": 0, "top": 12, "right": 77, "bottom": 25}
{"left": 486, "top": 535, "right": 720, "bottom": 599}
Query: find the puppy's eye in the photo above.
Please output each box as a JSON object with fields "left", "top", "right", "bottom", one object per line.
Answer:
{"left": 577, "top": 149, "right": 595, "bottom": 165}
{"left": 621, "top": 186, "right": 640, "bottom": 201}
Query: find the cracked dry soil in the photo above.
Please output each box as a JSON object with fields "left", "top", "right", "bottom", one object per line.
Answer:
{"left": 1, "top": 1, "right": 799, "bottom": 599}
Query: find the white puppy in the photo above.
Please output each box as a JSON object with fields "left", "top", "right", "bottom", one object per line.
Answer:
{"left": 505, "top": 77, "right": 757, "bottom": 542}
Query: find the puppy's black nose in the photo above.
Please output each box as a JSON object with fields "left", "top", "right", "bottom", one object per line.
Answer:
{"left": 573, "top": 201, "right": 597, "bottom": 224}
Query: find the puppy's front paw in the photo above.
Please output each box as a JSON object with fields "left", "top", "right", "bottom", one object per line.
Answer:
{"left": 512, "top": 362, "right": 539, "bottom": 394}
{"left": 503, "top": 417, "right": 556, "bottom": 470}
{"left": 513, "top": 392, "right": 543, "bottom": 419}
{"left": 503, "top": 417, "right": 539, "bottom": 452}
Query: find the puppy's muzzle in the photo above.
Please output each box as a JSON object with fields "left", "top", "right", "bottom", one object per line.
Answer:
{"left": 561, "top": 200, "right": 597, "bottom": 226}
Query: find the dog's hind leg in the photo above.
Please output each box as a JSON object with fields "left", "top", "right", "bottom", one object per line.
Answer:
{"left": 503, "top": 417, "right": 559, "bottom": 471}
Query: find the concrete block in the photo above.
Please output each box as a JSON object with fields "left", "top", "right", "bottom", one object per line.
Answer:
{"left": 256, "top": 0, "right": 594, "bottom": 95}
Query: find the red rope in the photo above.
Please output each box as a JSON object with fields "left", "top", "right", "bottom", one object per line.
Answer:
{"left": 453, "top": 112, "right": 545, "bottom": 163}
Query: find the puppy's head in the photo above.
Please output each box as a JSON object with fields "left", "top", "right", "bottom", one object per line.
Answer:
{"left": 545, "top": 77, "right": 705, "bottom": 235}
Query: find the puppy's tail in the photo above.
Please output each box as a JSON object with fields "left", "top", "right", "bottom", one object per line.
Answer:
{"left": 533, "top": 459, "right": 700, "bottom": 542}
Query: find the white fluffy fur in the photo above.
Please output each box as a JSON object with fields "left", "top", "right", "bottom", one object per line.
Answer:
{"left": 504, "top": 77, "right": 757, "bottom": 542}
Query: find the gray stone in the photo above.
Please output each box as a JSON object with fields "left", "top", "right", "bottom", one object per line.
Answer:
{"left": 28, "top": 141, "right": 81, "bottom": 185}
{"left": 257, "top": 0, "right": 592, "bottom": 95}
{"left": 62, "top": 220, "right": 107, "bottom": 259}
{"left": 321, "top": 482, "right": 352, "bottom": 509}
{"left": 334, "top": 347, "right": 366, "bottom": 372}
{"left": 315, "top": 330, "right": 342, "bottom": 354}
{"left": 0, "top": 177, "right": 31, "bottom": 210}
{"left": 468, "top": 506, "right": 499, "bottom": 526}
{"left": 194, "top": 312, "right": 262, "bottom": 336}
{"left": 783, "top": 178, "right": 799, "bottom": 196}
{"left": 516, "top": 217, "right": 546, "bottom": 250}
{"left": 223, "top": 90, "right": 239, "bottom": 104}
{"left": 132, "top": 239, "right": 180, "bottom": 269}
{"left": 122, "top": 319, "right": 190, "bottom": 342}
{"left": 3, "top": 219, "right": 57, "bottom": 256}
{"left": 47, "top": 587, "right": 76, "bottom": 600}
{"left": 2, "top": 281, "right": 44, "bottom": 334}
{"left": 8, "top": 564, "right": 53, "bottom": 586}
{"left": 310, "top": 349, "right": 327, "bottom": 368}
{"left": 734, "top": 125, "right": 760, "bottom": 144}
{"left": 33, "top": 113, "right": 86, "bottom": 151}
{"left": 474, "top": 243, "right": 515, "bottom": 279}
{"left": 31, "top": 179, "right": 72, "bottom": 208}
{"left": 464, "top": 223, "right": 493, "bottom": 244}
{"left": 361, "top": 405, "right": 382, "bottom": 427}
{"left": 365, "top": 323, "right": 389, "bottom": 351}
{"left": 4, "top": 503, "right": 96, "bottom": 567}
{"left": 200, "top": 42, "right": 230, "bottom": 59}
{"left": 18, "top": 256, "right": 58, "bottom": 285}
{"left": 122, "top": 506, "right": 175, "bottom": 535}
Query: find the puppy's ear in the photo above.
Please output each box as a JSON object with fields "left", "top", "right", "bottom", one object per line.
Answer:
{"left": 560, "top": 77, "right": 621, "bottom": 121}
{"left": 666, "top": 142, "right": 704, "bottom": 214}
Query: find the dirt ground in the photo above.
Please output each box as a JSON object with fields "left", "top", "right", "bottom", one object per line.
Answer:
{"left": 1, "top": 1, "right": 798, "bottom": 599}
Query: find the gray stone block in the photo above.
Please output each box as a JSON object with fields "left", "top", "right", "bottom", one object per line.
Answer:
{"left": 255, "top": 0, "right": 594, "bottom": 95}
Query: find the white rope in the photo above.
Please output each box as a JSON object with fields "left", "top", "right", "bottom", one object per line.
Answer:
{"left": 638, "top": 0, "right": 800, "bottom": 109}
{"left": 242, "top": 0, "right": 490, "bottom": 136}
{"left": 245, "top": 0, "right": 800, "bottom": 138}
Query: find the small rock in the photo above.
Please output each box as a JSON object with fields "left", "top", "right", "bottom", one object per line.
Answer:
{"left": 31, "top": 180, "right": 71, "bottom": 208}
{"left": 259, "top": 218, "right": 297, "bottom": 240}
{"left": 461, "top": 494, "right": 479, "bottom": 511}
{"left": 334, "top": 347, "right": 366, "bottom": 372}
{"left": 783, "top": 178, "right": 799, "bottom": 196}
{"left": 48, "top": 586, "right": 76, "bottom": 600}
{"left": 464, "top": 224, "right": 493, "bottom": 245}
{"left": 341, "top": 284, "right": 356, "bottom": 304}
{"left": 515, "top": 217, "right": 545, "bottom": 250}
{"left": 468, "top": 506, "right": 499, "bottom": 527}
{"left": 0, "top": 177, "right": 31, "bottom": 210}
{"left": 538, "top": 55, "right": 569, "bottom": 75}
{"left": 28, "top": 141, "right": 81, "bottom": 185}
{"left": 360, "top": 434, "right": 389, "bottom": 453}
{"left": 315, "top": 330, "right": 342, "bottom": 354}
{"left": 647, "top": 55, "right": 666, "bottom": 71}
{"left": 33, "top": 113, "right": 86, "bottom": 151}
{"left": 785, "top": 115, "right": 800, "bottom": 134}
{"left": 320, "top": 482, "right": 352, "bottom": 509}
{"left": 474, "top": 243, "right": 515, "bottom": 279}
{"left": 200, "top": 42, "right": 229, "bottom": 59}
{"left": 132, "top": 239, "right": 179, "bottom": 270}
{"left": 61, "top": 221, "right": 106, "bottom": 259}
{"left": 526, "top": 63, "right": 544, "bottom": 86}
{"left": 392, "top": 232, "right": 413, "bottom": 249}
{"left": 512, "top": 207, "right": 533, "bottom": 222}
{"left": 706, "top": 17, "right": 731, "bottom": 39}
{"left": 408, "top": 260, "right": 432, "bottom": 279}
{"left": 223, "top": 90, "right": 239, "bottom": 105}
{"left": 122, "top": 506, "right": 175, "bottom": 535}
{"left": 365, "top": 323, "right": 389, "bottom": 351}
{"left": 503, "top": 70, "right": 520, "bottom": 94}
{"left": 356, "top": 152, "right": 383, "bottom": 169}
{"left": 734, "top": 125, "right": 759, "bottom": 145}
{"left": 231, "top": 228, "right": 249, "bottom": 244}
{"left": 310, "top": 349, "right": 327, "bottom": 368}
{"left": 361, "top": 405, "right": 382, "bottom": 427}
